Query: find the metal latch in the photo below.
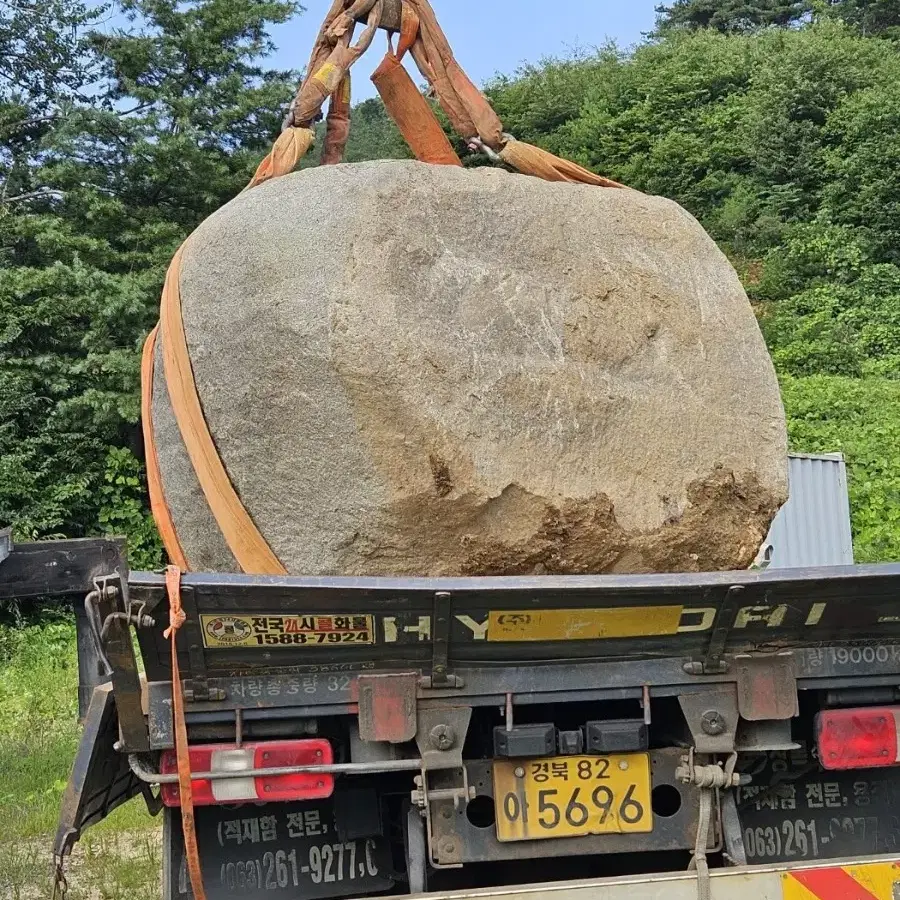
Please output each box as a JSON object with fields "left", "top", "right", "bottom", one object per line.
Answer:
{"left": 182, "top": 641, "right": 225, "bottom": 702}
{"left": 420, "top": 591, "right": 463, "bottom": 688}
{"left": 182, "top": 675, "right": 225, "bottom": 703}
{"left": 684, "top": 584, "right": 745, "bottom": 675}
{"left": 411, "top": 707, "right": 475, "bottom": 872}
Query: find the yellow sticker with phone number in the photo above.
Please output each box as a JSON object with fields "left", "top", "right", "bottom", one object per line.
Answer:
{"left": 201, "top": 614, "right": 375, "bottom": 649}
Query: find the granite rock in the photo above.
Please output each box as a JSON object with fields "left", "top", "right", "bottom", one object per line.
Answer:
{"left": 152, "top": 160, "right": 788, "bottom": 575}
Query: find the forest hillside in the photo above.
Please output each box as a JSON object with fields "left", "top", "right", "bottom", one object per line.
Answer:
{"left": 2, "top": 0, "right": 899, "bottom": 565}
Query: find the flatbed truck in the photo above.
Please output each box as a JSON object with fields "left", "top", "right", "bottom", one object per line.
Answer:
{"left": 4, "top": 532, "right": 900, "bottom": 900}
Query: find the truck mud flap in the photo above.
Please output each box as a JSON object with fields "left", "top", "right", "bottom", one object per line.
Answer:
{"left": 53, "top": 682, "right": 155, "bottom": 859}
{"left": 163, "top": 800, "right": 396, "bottom": 900}
{"left": 736, "top": 748, "right": 900, "bottom": 866}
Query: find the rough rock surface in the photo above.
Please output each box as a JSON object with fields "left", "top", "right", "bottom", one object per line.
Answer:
{"left": 152, "top": 160, "right": 788, "bottom": 575}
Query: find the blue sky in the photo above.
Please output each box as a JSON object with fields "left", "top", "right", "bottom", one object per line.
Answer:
{"left": 268, "top": 1, "right": 659, "bottom": 99}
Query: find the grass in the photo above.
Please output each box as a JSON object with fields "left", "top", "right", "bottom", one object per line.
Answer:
{"left": 0, "top": 617, "right": 160, "bottom": 898}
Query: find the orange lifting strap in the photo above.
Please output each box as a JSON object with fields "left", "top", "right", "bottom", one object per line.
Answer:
{"left": 163, "top": 566, "right": 207, "bottom": 899}
{"left": 142, "top": 0, "right": 627, "bottom": 575}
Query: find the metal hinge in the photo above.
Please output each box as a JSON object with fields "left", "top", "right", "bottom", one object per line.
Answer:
{"left": 182, "top": 676, "right": 225, "bottom": 703}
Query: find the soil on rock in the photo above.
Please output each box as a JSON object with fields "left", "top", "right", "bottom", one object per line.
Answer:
{"left": 152, "top": 160, "right": 788, "bottom": 575}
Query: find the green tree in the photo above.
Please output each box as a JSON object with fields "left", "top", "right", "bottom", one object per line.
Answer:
{"left": 655, "top": 0, "right": 900, "bottom": 35}
{"left": 823, "top": 0, "right": 900, "bottom": 36}
{"left": 345, "top": 98, "right": 410, "bottom": 163}
{"left": 0, "top": 0, "right": 298, "bottom": 562}
{"left": 1, "top": 0, "right": 95, "bottom": 221}
{"left": 822, "top": 80, "right": 900, "bottom": 264}
{"left": 300, "top": 97, "right": 410, "bottom": 169}
{"left": 655, "top": 0, "right": 811, "bottom": 32}
{"left": 0, "top": 0, "right": 103, "bottom": 539}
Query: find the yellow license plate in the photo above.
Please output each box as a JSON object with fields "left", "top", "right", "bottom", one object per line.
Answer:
{"left": 492, "top": 754, "right": 653, "bottom": 842}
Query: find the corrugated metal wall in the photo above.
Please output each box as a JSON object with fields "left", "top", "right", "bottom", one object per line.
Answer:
{"left": 764, "top": 453, "right": 854, "bottom": 568}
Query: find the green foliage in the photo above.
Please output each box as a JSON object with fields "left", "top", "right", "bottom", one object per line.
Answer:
{"left": 0, "top": 0, "right": 299, "bottom": 559}
{"left": 299, "top": 97, "right": 411, "bottom": 169}
{"left": 823, "top": 0, "right": 900, "bottom": 36}
{"left": 0, "top": 620, "right": 79, "bottom": 835}
{"left": 655, "top": 0, "right": 900, "bottom": 35}
{"left": 781, "top": 376, "right": 900, "bottom": 561}
{"left": 345, "top": 98, "right": 411, "bottom": 163}
{"left": 757, "top": 224, "right": 900, "bottom": 378}
{"left": 0, "top": 621, "right": 154, "bottom": 868}
{"left": 530, "top": 23, "right": 900, "bottom": 259}
{"left": 655, "top": 0, "right": 811, "bottom": 33}
{"left": 98, "top": 447, "right": 164, "bottom": 569}
{"left": 822, "top": 79, "right": 900, "bottom": 263}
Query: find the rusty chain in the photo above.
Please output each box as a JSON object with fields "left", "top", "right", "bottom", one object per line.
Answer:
{"left": 51, "top": 852, "right": 70, "bottom": 900}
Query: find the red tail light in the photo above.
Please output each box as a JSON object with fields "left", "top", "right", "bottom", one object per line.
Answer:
{"left": 816, "top": 707, "right": 900, "bottom": 771}
{"left": 160, "top": 739, "right": 334, "bottom": 807}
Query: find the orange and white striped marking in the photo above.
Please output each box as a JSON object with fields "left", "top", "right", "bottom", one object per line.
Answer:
{"left": 783, "top": 862, "right": 900, "bottom": 900}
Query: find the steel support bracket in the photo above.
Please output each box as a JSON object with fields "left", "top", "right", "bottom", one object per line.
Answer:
{"left": 678, "top": 687, "right": 739, "bottom": 754}
{"left": 415, "top": 706, "right": 472, "bottom": 770}
{"left": 358, "top": 672, "right": 418, "bottom": 743}
{"left": 100, "top": 574, "right": 150, "bottom": 752}
{"left": 412, "top": 709, "right": 475, "bottom": 871}
{"left": 735, "top": 651, "right": 799, "bottom": 721}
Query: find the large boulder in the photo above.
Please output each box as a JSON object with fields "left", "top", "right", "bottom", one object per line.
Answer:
{"left": 152, "top": 160, "right": 788, "bottom": 576}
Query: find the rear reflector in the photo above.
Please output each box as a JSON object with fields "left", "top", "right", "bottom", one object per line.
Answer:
{"left": 816, "top": 707, "right": 900, "bottom": 771}
{"left": 160, "top": 739, "right": 334, "bottom": 807}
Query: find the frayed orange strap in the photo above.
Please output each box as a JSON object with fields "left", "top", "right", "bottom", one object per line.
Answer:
{"left": 247, "top": 127, "right": 316, "bottom": 191}
{"left": 499, "top": 139, "right": 627, "bottom": 188}
{"left": 141, "top": 326, "right": 188, "bottom": 570}
{"left": 321, "top": 76, "right": 352, "bottom": 166}
{"left": 158, "top": 244, "right": 288, "bottom": 575}
{"left": 372, "top": 54, "right": 460, "bottom": 165}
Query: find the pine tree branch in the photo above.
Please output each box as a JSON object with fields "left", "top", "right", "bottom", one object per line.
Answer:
{"left": 1, "top": 188, "right": 65, "bottom": 204}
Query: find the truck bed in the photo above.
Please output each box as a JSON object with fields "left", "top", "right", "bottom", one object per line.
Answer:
{"left": 8, "top": 537, "right": 896, "bottom": 899}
